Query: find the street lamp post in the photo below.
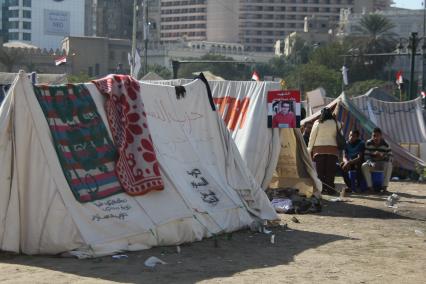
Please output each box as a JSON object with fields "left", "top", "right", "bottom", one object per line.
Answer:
{"left": 397, "top": 32, "right": 426, "bottom": 100}
{"left": 409, "top": 32, "right": 418, "bottom": 101}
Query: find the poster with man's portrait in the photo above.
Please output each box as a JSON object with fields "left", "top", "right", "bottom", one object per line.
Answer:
{"left": 267, "top": 90, "right": 301, "bottom": 128}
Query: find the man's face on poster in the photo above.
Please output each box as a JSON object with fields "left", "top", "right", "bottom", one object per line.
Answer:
{"left": 281, "top": 102, "right": 290, "bottom": 114}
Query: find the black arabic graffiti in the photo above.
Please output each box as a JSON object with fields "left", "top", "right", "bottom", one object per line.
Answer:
{"left": 187, "top": 168, "right": 219, "bottom": 206}
{"left": 92, "top": 212, "right": 129, "bottom": 222}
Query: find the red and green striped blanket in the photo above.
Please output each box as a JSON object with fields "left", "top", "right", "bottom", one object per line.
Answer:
{"left": 33, "top": 84, "right": 123, "bottom": 202}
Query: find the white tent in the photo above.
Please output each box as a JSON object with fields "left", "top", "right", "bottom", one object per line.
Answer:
{"left": 0, "top": 72, "right": 277, "bottom": 257}
{"left": 208, "top": 81, "right": 322, "bottom": 197}
{"left": 140, "top": 78, "right": 322, "bottom": 197}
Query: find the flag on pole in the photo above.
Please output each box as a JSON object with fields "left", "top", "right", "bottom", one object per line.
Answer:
{"left": 54, "top": 56, "right": 67, "bottom": 66}
{"left": 133, "top": 49, "right": 141, "bottom": 78}
{"left": 396, "top": 70, "right": 403, "bottom": 85}
{"left": 421, "top": 91, "right": 426, "bottom": 99}
{"left": 341, "top": 65, "right": 349, "bottom": 85}
{"left": 251, "top": 71, "right": 260, "bottom": 81}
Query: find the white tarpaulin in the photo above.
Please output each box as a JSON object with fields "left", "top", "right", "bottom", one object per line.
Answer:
{"left": 208, "top": 81, "right": 322, "bottom": 197}
{"left": 0, "top": 72, "right": 277, "bottom": 256}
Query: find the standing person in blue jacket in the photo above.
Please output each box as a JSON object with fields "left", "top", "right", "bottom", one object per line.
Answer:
{"left": 340, "top": 130, "right": 365, "bottom": 192}
{"left": 362, "top": 128, "right": 393, "bottom": 193}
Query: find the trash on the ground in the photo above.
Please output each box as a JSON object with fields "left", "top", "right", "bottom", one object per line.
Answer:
{"left": 270, "top": 234, "right": 275, "bottom": 244}
{"left": 414, "top": 229, "right": 424, "bottom": 237}
{"left": 391, "top": 177, "right": 400, "bottom": 181}
{"left": 112, "top": 254, "right": 128, "bottom": 259}
{"left": 176, "top": 246, "right": 181, "bottom": 254}
{"left": 291, "top": 216, "right": 300, "bottom": 223}
{"left": 262, "top": 227, "right": 272, "bottom": 234}
{"left": 385, "top": 193, "right": 400, "bottom": 208}
{"left": 144, "top": 256, "right": 167, "bottom": 268}
{"left": 330, "top": 197, "right": 345, "bottom": 202}
{"left": 271, "top": 198, "right": 293, "bottom": 213}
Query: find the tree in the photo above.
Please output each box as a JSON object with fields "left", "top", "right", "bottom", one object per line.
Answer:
{"left": 345, "top": 79, "right": 388, "bottom": 97}
{"left": 0, "top": 47, "right": 23, "bottom": 72}
{"left": 68, "top": 72, "right": 93, "bottom": 83}
{"left": 177, "top": 54, "right": 251, "bottom": 80}
{"left": 284, "top": 63, "right": 342, "bottom": 97}
{"left": 146, "top": 64, "right": 172, "bottom": 79}
{"left": 347, "top": 13, "right": 397, "bottom": 81}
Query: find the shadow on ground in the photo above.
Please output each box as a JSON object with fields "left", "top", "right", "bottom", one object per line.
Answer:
{"left": 319, "top": 196, "right": 416, "bottom": 220}
{"left": 0, "top": 228, "right": 352, "bottom": 283}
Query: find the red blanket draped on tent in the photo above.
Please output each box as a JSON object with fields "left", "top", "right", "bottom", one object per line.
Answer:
{"left": 93, "top": 75, "right": 164, "bottom": 195}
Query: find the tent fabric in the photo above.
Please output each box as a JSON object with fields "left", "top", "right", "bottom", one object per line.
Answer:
{"left": 207, "top": 81, "right": 322, "bottom": 197}
{"left": 143, "top": 79, "right": 322, "bottom": 197}
{"left": 351, "top": 94, "right": 426, "bottom": 144}
{"left": 33, "top": 84, "right": 123, "bottom": 202}
{"left": 302, "top": 94, "right": 426, "bottom": 171}
{"left": 0, "top": 72, "right": 277, "bottom": 257}
{"left": 93, "top": 75, "right": 165, "bottom": 196}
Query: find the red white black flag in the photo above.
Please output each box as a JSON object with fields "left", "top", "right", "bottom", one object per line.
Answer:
{"left": 55, "top": 56, "right": 67, "bottom": 66}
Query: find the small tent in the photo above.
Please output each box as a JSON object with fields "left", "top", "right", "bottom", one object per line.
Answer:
{"left": 303, "top": 93, "right": 426, "bottom": 172}
{"left": 351, "top": 92, "right": 426, "bottom": 161}
{"left": 0, "top": 72, "right": 277, "bottom": 257}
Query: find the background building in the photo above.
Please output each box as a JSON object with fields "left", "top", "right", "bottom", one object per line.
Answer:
{"left": 3, "top": 0, "right": 86, "bottom": 50}
{"left": 159, "top": 0, "right": 239, "bottom": 44}
{"left": 239, "top": 0, "right": 392, "bottom": 53}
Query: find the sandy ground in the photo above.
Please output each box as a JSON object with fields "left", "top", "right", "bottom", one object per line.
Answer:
{"left": 0, "top": 181, "right": 425, "bottom": 284}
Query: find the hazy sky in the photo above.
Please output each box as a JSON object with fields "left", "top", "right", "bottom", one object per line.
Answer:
{"left": 392, "top": 0, "right": 423, "bottom": 9}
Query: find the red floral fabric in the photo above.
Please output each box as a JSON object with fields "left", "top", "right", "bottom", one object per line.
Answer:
{"left": 93, "top": 75, "right": 164, "bottom": 195}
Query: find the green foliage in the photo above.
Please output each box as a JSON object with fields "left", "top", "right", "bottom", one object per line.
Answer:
{"left": 146, "top": 64, "right": 172, "bottom": 79}
{"left": 177, "top": 53, "right": 251, "bottom": 80}
{"left": 345, "top": 79, "right": 388, "bottom": 97}
{"left": 68, "top": 72, "right": 93, "bottom": 83}
{"left": 284, "top": 63, "right": 342, "bottom": 97}
{"left": 0, "top": 47, "right": 23, "bottom": 72}
{"left": 309, "top": 42, "right": 349, "bottom": 70}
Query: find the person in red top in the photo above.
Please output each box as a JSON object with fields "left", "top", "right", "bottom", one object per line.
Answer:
{"left": 272, "top": 101, "right": 296, "bottom": 128}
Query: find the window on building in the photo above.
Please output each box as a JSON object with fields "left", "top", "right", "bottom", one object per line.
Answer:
{"left": 9, "top": 0, "right": 19, "bottom": 6}
{"left": 23, "top": 10, "right": 31, "bottom": 18}
{"left": 23, "top": 0, "right": 31, "bottom": 7}
{"left": 9, "top": 21, "right": 19, "bottom": 29}
{"left": 95, "top": 64, "right": 100, "bottom": 75}
{"left": 109, "top": 50, "right": 115, "bottom": 60}
{"left": 9, "top": 32, "right": 19, "bottom": 40}
{"left": 23, "top": 21, "right": 31, "bottom": 29}
{"left": 9, "top": 10, "right": 19, "bottom": 18}
{"left": 23, "top": 33, "right": 31, "bottom": 41}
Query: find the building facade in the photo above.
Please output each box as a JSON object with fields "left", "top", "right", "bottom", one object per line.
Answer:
{"left": 160, "top": 0, "right": 239, "bottom": 44}
{"left": 3, "top": 0, "right": 85, "bottom": 50}
{"left": 239, "top": 0, "right": 392, "bottom": 53}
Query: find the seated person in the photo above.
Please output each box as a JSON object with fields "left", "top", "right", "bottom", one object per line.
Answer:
{"left": 340, "top": 130, "right": 365, "bottom": 191}
{"left": 361, "top": 127, "right": 392, "bottom": 193}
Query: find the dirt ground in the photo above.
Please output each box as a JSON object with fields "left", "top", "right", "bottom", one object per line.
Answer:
{"left": 0, "top": 182, "right": 425, "bottom": 284}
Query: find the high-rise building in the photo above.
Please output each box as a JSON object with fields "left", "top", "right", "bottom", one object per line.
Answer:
{"left": 239, "top": 0, "right": 393, "bottom": 53}
{"left": 2, "top": 0, "right": 85, "bottom": 50}
{"left": 158, "top": 0, "right": 392, "bottom": 53}
{"left": 160, "top": 0, "right": 239, "bottom": 43}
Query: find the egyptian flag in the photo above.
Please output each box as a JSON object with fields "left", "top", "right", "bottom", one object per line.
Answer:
{"left": 396, "top": 70, "right": 403, "bottom": 85}
{"left": 251, "top": 71, "right": 260, "bottom": 81}
{"left": 55, "top": 56, "right": 67, "bottom": 66}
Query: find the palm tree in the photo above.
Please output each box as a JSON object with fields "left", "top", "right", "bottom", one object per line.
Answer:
{"left": 355, "top": 13, "right": 396, "bottom": 53}
{"left": 347, "top": 13, "right": 397, "bottom": 81}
